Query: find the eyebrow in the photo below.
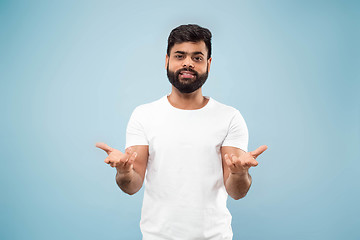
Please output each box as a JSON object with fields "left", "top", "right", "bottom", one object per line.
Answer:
{"left": 174, "top": 51, "right": 204, "bottom": 56}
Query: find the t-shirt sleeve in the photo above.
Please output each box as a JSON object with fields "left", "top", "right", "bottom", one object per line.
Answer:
{"left": 125, "top": 107, "right": 149, "bottom": 149}
{"left": 222, "top": 110, "right": 249, "bottom": 152}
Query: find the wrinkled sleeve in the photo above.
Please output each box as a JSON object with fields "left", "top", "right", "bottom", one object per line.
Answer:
{"left": 222, "top": 110, "right": 249, "bottom": 152}
{"left": 125, "top": 107, "right": 149, "bottom": 149}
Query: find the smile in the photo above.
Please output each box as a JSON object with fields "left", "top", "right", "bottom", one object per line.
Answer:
{"left": 180, "top": 71, "right": 196, "bottom": 78}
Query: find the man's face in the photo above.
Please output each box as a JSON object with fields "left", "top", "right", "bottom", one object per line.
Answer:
{"left": 166, "top": 41, "right": 212, "bottom": 94}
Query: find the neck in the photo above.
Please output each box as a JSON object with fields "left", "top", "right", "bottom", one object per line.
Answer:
{"left": 167, "top": 87, "right": 209, "bottom": 110}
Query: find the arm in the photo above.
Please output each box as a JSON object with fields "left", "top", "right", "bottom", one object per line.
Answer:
{"left": 115, "top": 145, "right": 149, "bottom": 195}
{"left": 221, "top": 145, "right": 267, "bottom": 200}
{"left": 96, "top": 143, "right": 149, "bottom": 195}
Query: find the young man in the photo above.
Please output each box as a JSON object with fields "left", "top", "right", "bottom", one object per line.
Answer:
{"left": 96, "top": 24, "right": 267, "bottom": 240}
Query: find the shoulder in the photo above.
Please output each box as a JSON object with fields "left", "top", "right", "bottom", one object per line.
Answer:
{"left": 209, "top": 97, "right": 243, "bottom": 117}
{"left": 131, "top": 96, "right": 167, "bottom": 116}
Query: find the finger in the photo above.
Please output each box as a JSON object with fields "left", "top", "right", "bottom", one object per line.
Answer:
{"left": 96, "top": 142, "right": 113, "bottom": 154}
{"left": 224, "top": 154, "right": 232, "bottom": 166}
{"left": 124, "top": 152, "right": 137, "bottom": 168}
{"left": 104, "top": 157, "right": 111, "bottom": 164}
{"left": 124, "top": 152, "right": 137, "bottom": 164}
{"left": 123, "top": 149, "right": 133, "bottom": 163}
{"left": 128, "top": 152, "right": 137, "bottom": 164}
{"left": 248, "top": 159, "right": 258, "bottom": 167}
{"left": 230, "top": 154, "right": 244, "bottom": 170}
{"left": 250, "top": 145, "right": 268, "bottom": 158}
{"left": 230, "top": 154, "right": 240, "bottom": 164}
{"left": 125, "top": 147, "right": 133, "bottom": 157}
{"left": 224, "top": 153, "right": 230, "bottom": 161}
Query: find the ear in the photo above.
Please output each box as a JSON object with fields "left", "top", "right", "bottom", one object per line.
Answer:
{"left": 165, "top": 54, "right": 169, "bottom": 69}
{"left": 207, "top": 57, "right": 212, "bottom": 72}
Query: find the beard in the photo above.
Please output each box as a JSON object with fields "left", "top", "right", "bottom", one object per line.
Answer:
{"left": 167, "top": 65, "right": 208, "bottom": 94}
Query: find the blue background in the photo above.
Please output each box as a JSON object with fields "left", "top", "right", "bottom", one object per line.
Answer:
{"left": 1, "top": 0, "right": 359, "bottom": 239}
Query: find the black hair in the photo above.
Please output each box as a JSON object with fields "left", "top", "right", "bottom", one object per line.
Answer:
{"left": 167, "top": 24, "right": 212, "bottom": 59}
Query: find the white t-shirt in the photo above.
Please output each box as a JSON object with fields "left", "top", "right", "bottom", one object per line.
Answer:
{"left": 126, "top": 95, "right": 248, "bottom": 240}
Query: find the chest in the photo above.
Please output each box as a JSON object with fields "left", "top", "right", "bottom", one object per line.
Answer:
{"left": 148, "top": 111, "right": 229, "bottom": 151}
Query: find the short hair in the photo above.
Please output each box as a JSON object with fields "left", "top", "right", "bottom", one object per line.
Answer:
{"left": 167, "top": 24, "right": 212, "bottom": 59}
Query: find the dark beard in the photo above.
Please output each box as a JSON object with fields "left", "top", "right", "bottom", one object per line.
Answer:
{"left": 167, "top": 65, "right": 208, "bottom": 94}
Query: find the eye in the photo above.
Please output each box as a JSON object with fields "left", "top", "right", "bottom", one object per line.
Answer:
{"left": 193, "top": 56, "right": 203, "bottom": 62}
{"left": 174, "top": 55, "right": 184, "bottom": 59}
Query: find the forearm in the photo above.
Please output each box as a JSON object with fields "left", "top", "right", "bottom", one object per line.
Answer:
{"left": 115, "top": 169, "right": 143, "bottom": 195}
{"left": 225, "top": 171, "right": 252, "bottom": 200}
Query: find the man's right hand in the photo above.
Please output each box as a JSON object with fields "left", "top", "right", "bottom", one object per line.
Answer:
{"left": 95, "top": 142, "right": 137, "bottom": 173}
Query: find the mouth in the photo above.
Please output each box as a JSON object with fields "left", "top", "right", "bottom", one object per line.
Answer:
{"left": 179, "top": 71, "right": 196, "bottom": 79}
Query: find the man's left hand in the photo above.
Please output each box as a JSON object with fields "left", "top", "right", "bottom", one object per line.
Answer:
{"left": 224, "top": 145, "right": 268, "bottom": 175}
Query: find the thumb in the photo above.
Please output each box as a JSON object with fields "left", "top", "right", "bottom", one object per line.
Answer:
{"left": 95, "top": 142, "right": 113, "bottom": 155}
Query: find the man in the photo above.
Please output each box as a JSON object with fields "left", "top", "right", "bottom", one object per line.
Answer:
{"left": 96, "top": 24, "right": 267, "bottom": 240}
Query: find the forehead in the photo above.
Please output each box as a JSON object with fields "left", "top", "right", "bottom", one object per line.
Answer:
{"left": 170, "top": 41, "right": 207, "bottom": 55}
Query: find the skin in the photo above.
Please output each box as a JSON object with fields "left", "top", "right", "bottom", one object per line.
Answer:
{"left": 221, "top": 145, "right": 267, "bottom": 199}
{"left": 166, "top": 41, "right": 211, "bottom": 110}
{"left": 95, "top": 142, "right": 148, "bottom": 195}
{"left": 96, "top": 41, "right": 268, "bottom": 199}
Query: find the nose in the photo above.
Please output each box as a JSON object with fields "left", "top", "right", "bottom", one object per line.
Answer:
{"left": 182, "top": 56, "right": 194, "bottom": 69}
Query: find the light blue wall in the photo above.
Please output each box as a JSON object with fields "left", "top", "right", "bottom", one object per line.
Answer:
{"left": 1, "top": 0, "right": 359, "bottom": 239}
